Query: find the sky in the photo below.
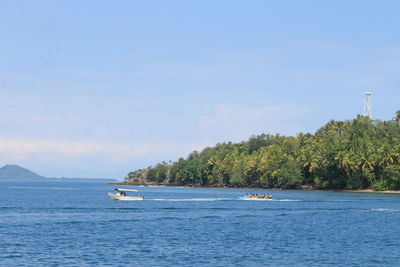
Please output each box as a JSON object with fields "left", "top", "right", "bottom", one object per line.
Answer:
{"left": 1, "top": 0, "right": 400, "bottom": 179}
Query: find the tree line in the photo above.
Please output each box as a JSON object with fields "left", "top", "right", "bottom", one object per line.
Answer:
{"left": 125, "top": 111, "right": 400, "bottom": 190}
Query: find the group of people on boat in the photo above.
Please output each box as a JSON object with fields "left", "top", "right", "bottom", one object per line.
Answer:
{"left": 244, "top": 193, "right": 272, "bottom": 199}
{"left": 115, "top": 189, "right": 127, "bottom": 196}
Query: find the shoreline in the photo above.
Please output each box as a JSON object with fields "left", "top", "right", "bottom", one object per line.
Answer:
{"left": 337, "top": 189, "right": 400, "bottom": 194}
{"left": 109, "top": 182, "right": 400, "bottom": 194}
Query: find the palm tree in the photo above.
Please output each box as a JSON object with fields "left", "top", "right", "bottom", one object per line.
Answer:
{"left": 394, "top": 110, "right": 400, "bottom": 126}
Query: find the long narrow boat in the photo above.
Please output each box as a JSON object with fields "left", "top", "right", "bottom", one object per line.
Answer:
{"left": 108, "top": 188, "right": 144, "bottom": 201}
{"left": 236, "top": 196, "right": 273, "bottom": 201}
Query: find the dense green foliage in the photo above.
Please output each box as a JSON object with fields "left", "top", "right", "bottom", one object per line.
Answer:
{"left": 125, "top": 113, "right": 400, "bottom": 190}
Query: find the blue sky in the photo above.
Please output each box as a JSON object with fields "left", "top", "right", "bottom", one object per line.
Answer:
{"left": 1, "top": 0, "right": 400, "bottom": 179}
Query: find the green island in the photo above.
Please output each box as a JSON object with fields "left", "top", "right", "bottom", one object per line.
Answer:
{"left": 124, "top": 111, "right": 400, "bottom": 191}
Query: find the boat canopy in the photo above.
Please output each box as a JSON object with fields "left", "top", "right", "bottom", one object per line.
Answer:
{"left": 116, "top": 188, "right": 138, "bottom": 192}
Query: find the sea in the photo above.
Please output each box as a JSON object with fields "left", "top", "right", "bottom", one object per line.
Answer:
{"left": 1, "top": 180, "right": 400, "bottom": 266}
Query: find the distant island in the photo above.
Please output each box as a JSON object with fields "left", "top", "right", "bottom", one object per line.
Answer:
{"left": 0, "top": 164, "right": 46, "bottom": 180}
{"left": 124, "top": 112, "right": 400, "bottom": 191}
{"left": 0, "top": 164, "right": 116, "bottom": 182}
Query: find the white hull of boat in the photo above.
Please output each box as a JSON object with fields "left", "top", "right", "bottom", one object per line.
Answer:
{"left": 108, "top": 193, "right": 144, "bottom": 201}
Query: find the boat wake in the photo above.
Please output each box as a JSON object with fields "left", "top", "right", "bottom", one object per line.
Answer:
{"left": 369, "top": 208, "right": 400, "bottom": 212}
{"left": 146, "top": 198, "right": 301, "bottom": 202}
{"left": 146, "top": 198, "right": 232, "bottom": 202}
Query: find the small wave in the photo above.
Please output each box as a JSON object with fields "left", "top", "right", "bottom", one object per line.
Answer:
{"left": 160, "top": 207, "right": 190, "bottom": 210}
{"left": 147, "top": 198, "right": 231, "bottom": 202}
{"left": 4, "top": 254, "right": 23, "bottom": 258}
{"left": 235, "top": 214, "right": 257, "bottom": 218}
{"left": 201, "top": 207, "right": 234, "bottom": 210}
{"left": 370, "top": 208, "right": 400, "bottom": 212}
{"left": 201, "top": 215, "right": 220, "bottom": 219}
{"left": 157, "top": 216, "right": 181, "bottom": 221}
{"left": 0, "top": 207, "right": 21, "bottom": 210}
{"left": 106, "top": 207, "right": 141, "bottom": 210}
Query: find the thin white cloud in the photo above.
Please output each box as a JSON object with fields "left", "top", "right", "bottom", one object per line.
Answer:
{"left": 201, "top": 103, "right": 308, "bottom": 126}
{"left": 198, "top": 103, "right": 311, "bottom": 142}
{"left": 202, "top": 103, "right": 299, "bottom": 124}
{"left": 0, "top": 139, "right": 107, "bottom": 161}
{"left": 0, "top": 138, "right": 208, "bottom": 163}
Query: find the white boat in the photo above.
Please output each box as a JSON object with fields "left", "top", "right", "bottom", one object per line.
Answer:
{"left": 108, "top": 188, "right": 144, "bottom": 201}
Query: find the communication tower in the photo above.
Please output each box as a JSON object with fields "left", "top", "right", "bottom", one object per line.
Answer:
{"left": 364, "top": 91, "right": 372, "bottom": 118}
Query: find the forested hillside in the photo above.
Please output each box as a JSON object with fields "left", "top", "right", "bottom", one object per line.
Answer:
{"left": 125, "top": 112, "right": 400, "bottom": 190}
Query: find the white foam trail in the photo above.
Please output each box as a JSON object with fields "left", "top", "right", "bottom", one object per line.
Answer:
{"left": 147, "top": 198, "right": 231, "bottom": 202}
{"left": 370, "top": 208, "right": 400, "bottom": 212}
{"left": 146, "top": 198, "right": 301, "bottom": 202}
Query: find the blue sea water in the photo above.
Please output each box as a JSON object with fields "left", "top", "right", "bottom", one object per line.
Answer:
{"left": 1, "top": 181, "right": 400, "bottom": 266}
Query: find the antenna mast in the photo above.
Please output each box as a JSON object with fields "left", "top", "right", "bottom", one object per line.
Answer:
{"left": 364, "top": 91, "right": 372, "bottom": 118}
